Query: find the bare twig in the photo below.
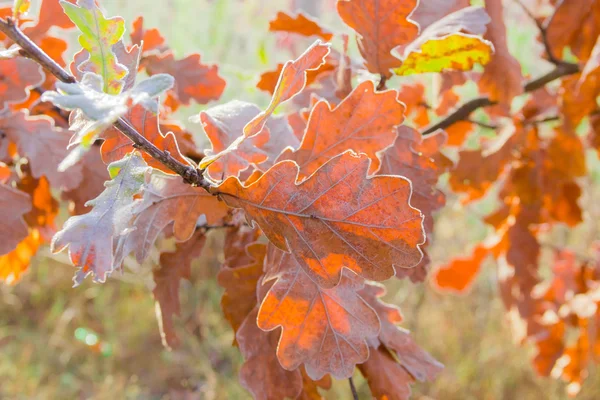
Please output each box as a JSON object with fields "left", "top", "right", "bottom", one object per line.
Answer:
{"left": 0, "top": 17, "right": 210, "bottom": 189}
{"left": 467, "top": 118, "right": 497, "bottom": 130}
{"left": 349, "top": 377, "right": 359, "bottom": 400}
{"left": 422, "top": 62, "right": 580, "bottom": 135}
{"left": 514, "top": 0, "right": 561, "bottom": 65}
{"left": 377, "top": 74, "right": 387, "bottom": 91}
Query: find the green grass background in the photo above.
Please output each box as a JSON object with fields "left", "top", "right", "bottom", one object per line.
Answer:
{"left": 1, "top": 0, "right": 600, "bottom": 399}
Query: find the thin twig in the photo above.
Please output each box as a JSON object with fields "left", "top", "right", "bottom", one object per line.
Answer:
{"left": 377, "top": 74, "right": 387, "bottom": 91}
{"left": 349, "top": 377, "right": 359, "bottom": 400}
{"left": 467, "top": 118, "right": 497, "bottom": 130}
{"left": 514, "top": 0, "right": 561, "bottom": 65}
{"left": 0, "top": 17, "right": 210, "bottom": 189}
{"left": 422, "top": 61, "right": 579, "bottom": 135}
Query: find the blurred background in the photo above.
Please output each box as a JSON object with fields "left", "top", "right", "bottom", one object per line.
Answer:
{"left": 1, "top": 0, "right": 600, "bottom": 399}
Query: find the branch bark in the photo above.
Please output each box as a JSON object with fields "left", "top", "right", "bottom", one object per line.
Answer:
{"left": 422, "top": 62, "right": 580, "bottom": 135}
{"left": 0, "top": 17, "right": 210, "bottom": 189}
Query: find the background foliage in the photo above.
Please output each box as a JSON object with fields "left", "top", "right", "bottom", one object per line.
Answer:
{"left": 1, "top": 0, "right": 600, "bottom": 399}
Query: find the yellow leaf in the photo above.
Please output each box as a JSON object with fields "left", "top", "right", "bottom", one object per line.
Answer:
{"left": 395, "top": 34, "right": 493, "bottom": 76}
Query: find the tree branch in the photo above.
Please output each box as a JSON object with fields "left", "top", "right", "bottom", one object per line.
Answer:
{"left": 422, "top": 62, "right": 580, "bottom": 135}
{"left": 514, "top": 0, "right": 561, "bottom": 65}
{"left": 0, "top": 17, "right": 210, "bottom": 189}
{"left": 348, "top": 377, "right": 359, "bottom": 400}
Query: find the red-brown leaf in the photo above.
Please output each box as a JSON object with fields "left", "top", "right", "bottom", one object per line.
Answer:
{"left": 269, "top": 11, "right": 333, "bottom": 41}
{"left": 0, "top": 57, "right": 45, "bottom": 111}
{"left": 215, "top": 151, "right": 425, "bottom": 288}
{"left": 258, "top": 245, "right": 380, "bottom": 379}
{"left": 0, "top": 183, "right": 31, "bottom": 255}
{"left": 282, "top": 80, "right": 405, "bottom": 178}
{"left": 337, "top": 0, "right": 419, "bottom": 77}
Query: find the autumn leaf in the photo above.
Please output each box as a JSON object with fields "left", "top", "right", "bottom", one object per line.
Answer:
{"left": 395, "top": 7, "right": 493, "bottom": 76}
{"left": 410, "top": 0, "right": 470, "bottom": 31}
{"left": 22, "top": 0, "right": 75, "bottom": 42}
{"left": 0, "top": 182, "right": 31, "bottom": 255}
{"left": 0, "top": 110, "right": 83, "bottom": 191}
{"left": 51, "top": 153, "right": 149, "bottom": 285}
{"left": 359, "top": 284, "right": 443, "bottom": 398}
{"left": 61, "top": 0, "right": 127, "bottom": 94}
{"left": 282, "top": 80, "right": 405, "bottom": 178}
{"left": 269, "top": 11, "right": 333, "bottom": 41}
{"left": 101, "top": 104, "right": 191, "bottom": 174}
{"left": 478, "top": 0, "right": 523, "bottom": 106}
{"left": 198, "top": 100, "right": 270, "bottom": 179}
{"left": 216, "top": 151, "right": 424, "bottom": 288}
{"left": 258, "top": 245, "right": 380, "bottom": 379}
{"left": 130, "top": 16, "right": 166, "bottom": 53}
{"left": 0, "top": 229, "right": 42, "bottom": 285}
{"left": 154, "top": 229, "right": 207, "bottom": 349}
{"left": 143, "top": 52, "right": 226, "bottom": 107}
{"left": 0, "top": 57, "right": 45, "bottom": 112}
{"left": 243, "top": 40, "right": 330, "bottom": 137}
{"left": 397, "top": 83, "right": 430, "bottom": 128}
{"left": 433, "top": 244, "right": 489, "bottom": 292}
{"left": 218, "top": 242, "right": 266, "bottom": 339}
{"left": 337, "top": 0, "right": 419, "bottom": 77}
{"left": 113, "top": 171, "right": 229, "bottom": 267}
{"left": 238, "top": 308, "right": 304, "bottom": 400}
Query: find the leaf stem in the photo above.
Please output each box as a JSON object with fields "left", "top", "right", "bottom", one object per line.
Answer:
{"left": 349, "top": 376, "right": 359, "bottom": 400}
{"left": 0, "top": 16, "right": 210, "bottom": 190}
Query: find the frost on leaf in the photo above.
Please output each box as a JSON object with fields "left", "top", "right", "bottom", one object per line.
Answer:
{"left": 282, "top": 80, "right": 405, "bottom": 179}
{"left": 51, "top": 153, "right": 149, "bottom": 285}
{"left": 244, "top": 40, "right": 330, "bottom": 137}
{"left": 42, "top": 72, "right": 174, "bottom": 149}
{"left": 0, "top": 183, "right": 31, "bottom": 255}
{"left": 113, "top": 171, "right": 229, "bottom": 267}
{"left": 216, "top": 151, "right": 425, "bottom": 288}
{"left": 0, "top": 111, "right": 83, "bottom": 191}
{"left": 257, "top": 245, "right": 380, "bottom": 380}
{"left": 61, "top": 0, "right": 128, "bottom": 94}
{"left": 154, "top": 230, "right": 207, "bottom": 349}
{"left": 337, "top": 0, "right": 419, "bottom": 77}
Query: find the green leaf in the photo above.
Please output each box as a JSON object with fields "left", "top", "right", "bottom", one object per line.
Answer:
{"left": 61, "top": 0, "right": 127, "bottom": 94}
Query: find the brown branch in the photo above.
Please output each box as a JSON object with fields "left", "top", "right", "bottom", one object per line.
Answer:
{"left": 422, "top": 62, "right": 580, "bottom": 135}
{"left": 0, "top": 17, "right": 210, "bottom": 189}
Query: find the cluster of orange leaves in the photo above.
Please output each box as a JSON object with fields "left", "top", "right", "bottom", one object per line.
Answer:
{"left": 1, "top": 0, "right": 600, "bottom": 398}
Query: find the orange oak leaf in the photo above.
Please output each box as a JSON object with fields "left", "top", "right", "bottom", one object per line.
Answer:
{"left": 561, "top": 71, "right": 600, "bottom": 128}
{"left": 114, "top": 171, "right": 229, "bottom": 266}
{"left": 154, "top": 229, "right": 207, "bottom": 349}
{"left": 397, "top": 83, "right": 430, "bottom": 128}
{"left": 0, "top": 183, "right": 31, "bottom": 255}
{"left": 298, "top": 368, "right": 331, "bottom": 400}
{"left": 282, "top": 80, "right": 405, "bottom": 178}
{"left": 21, "top": 0, "right": 75, "bottom": 41}
{"left": 377, "top": 127, "right": 451, "bottom": 234}
{"left": 433, "top": 244, "right": 489, "bottom": 292}
{"left": 215, "top": 151, "right": 425, "bottom": 288}
{"left": 0, "top": 57, "right": 45, "bottom": 111}
{"left": 218, "top": 242, "right": 266, "bottom": 338}
{"left": 144, "top": 52, "right": 226, "bottom": 107}
{"left": 244, "top": 40, "right": 330, "bottom": 137}
{"left": 269, "top": 11, "right": 333, "bottom": 41}
{"left": 0, "top": 111, "right": 83, "bottom": 191}
{"left": 360, "top": 283, "right": 443, "bottom": 383}
{"left": 444, "top": 120, "right": 475, "bottom": 146}
{"left": 359, "top": 346, "right": 415, "bottom": 400}
{"left": 478, "top": 0, "right": 523, "bottom": 106}
{"left": 237, "top": 308, "right": 304, "bottom": 400}
{"left": 256, "top": 62, "right": 336, "bottom": 96}
{"left": 337, "top": 0, "right": 419, "bottom": 77}
{"left": 16, "top": 169, "right": 59, "bottom": 238}
{"left": 0, "top": 228, "right": 42, "bottom": 285}
{"left": 257, "top": 245, "right": 380, "bottom": 379}
{"left": 130, "top": 16, "right": 166, "bottom": 53}
{"left": 101, "top": 105, "right": 191, "bottom": 173}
